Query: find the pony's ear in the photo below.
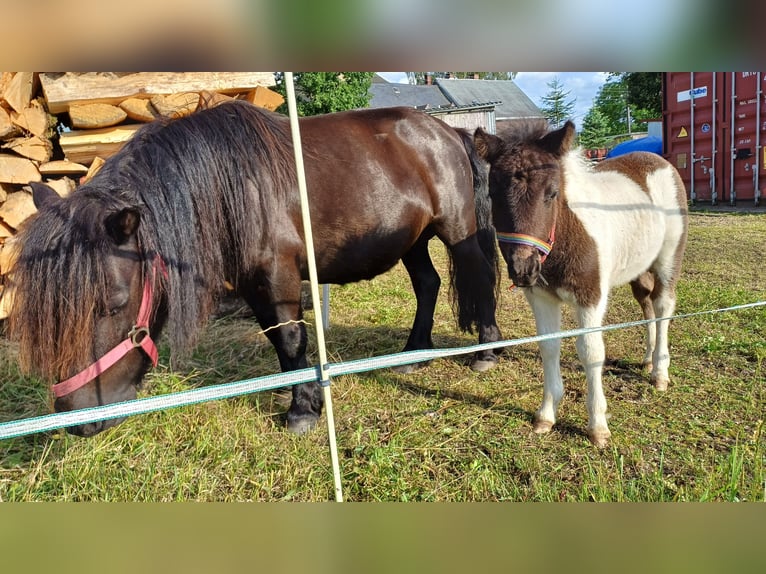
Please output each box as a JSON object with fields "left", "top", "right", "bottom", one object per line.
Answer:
{"left": 473, "top": 128, "right": 505, "bottom": 163}
{"left": 105, "top": 208, "right": 141, "bottom": 245}
{"left": 539, "top": 121, "right": 576, "bottom": 157}
{"left": 29, "top": 181, "right": 62, "bottom": 209}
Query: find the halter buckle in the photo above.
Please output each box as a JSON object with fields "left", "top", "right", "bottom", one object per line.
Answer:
{"left": 128, "top": 325, "right": 150, "bottom": 348}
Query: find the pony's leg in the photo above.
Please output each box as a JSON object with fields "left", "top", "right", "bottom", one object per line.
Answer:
{"left": 448, "top": 235, "right": 503, "bottom": 372}
{"left": 574, "top": 302, "right": 611, "bottom": 448}
{"left": 242, "top": 277, "right": 323, "bottom": 434}
{"left": 650, "top": 282, "right": 677, "bottom": 391}
{"left": 630, "top": 272, "right": 656, "bottom": 371}
{"left": 525, "top": 290, "right": 564, "bottom": 434}
{"left": 392, "top": 235, "right": 440, "bottom": 374}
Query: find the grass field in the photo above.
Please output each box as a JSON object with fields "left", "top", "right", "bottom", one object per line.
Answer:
{"left": 0, "top": 211, "right": 764, "bottom": 501}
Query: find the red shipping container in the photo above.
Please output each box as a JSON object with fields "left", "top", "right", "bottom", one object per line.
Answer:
{"left": 663, "top": 72, "right": 764, "bottom": 206}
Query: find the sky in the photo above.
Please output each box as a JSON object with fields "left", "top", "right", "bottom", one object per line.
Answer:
{"left": 376, "top": 72, "right": 610, "bottom": 129}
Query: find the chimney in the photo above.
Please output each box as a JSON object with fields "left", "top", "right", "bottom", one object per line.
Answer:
{"left": 426, "top": 74, "right": 432, "bottom": 85}
{"left": 473, "top": 73, "right": 479, "bottom": 80}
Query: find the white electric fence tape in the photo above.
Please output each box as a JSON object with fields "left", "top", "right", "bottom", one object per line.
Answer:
{"left": 1, "top": 300, "right": 763, "bottom": 441}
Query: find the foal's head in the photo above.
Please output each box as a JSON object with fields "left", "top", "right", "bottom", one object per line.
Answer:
{"left": 7, "top": 182, "right": 161, "bottom": 436}
{"left": 474, "top": 121, "right": 575, "bottom": 287}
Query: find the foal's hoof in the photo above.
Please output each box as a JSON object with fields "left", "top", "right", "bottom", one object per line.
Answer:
{"left": 587, "top": 428, "right": 611, "bottom": 448}
{"left": 532, "top": 419, "right": 554, "bottom": 434}
{"left": 470, "top": 354, "right": 499, "bottom": 373}
{"left": 391, "top": 360, "right": 431, "bottom": 375}
{"left": 652, "top": 375, "right": 669, "bottom": 392}
{"left": 286, "top": 413, "right": 319, "bottom": 435}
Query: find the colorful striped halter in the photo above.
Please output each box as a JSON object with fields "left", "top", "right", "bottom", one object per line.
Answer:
{"left": 496, "top": 223, "right": 556, "bottom": 264}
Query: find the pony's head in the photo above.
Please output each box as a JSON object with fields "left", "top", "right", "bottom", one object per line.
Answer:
{"left": 7, "top": 181, "right": 164, "bottom": 436}
{"left": 474, "top": 121, "right": 575, "bottom": 287}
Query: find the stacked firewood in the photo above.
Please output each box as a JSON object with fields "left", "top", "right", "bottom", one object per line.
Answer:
{"left": 0, "top": 72, "right": 282, "bottom": 318}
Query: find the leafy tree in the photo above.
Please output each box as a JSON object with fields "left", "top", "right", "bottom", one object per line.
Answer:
{"left": 539, "top": 76, "right": 576, "bottom": 128}
{"left": 591, "top": 79, "right": 631, "bottom": 135}
{"left": 406, "top": 72, "right": 516, "bottom": 84}
{"left": 607, "top": 72, "right": 662, "bottom": 117}
{"left": 578, "top": 108, "right": 611, "bottom": 149}
{"left": 274, "top": 72, "right": 374, "bottom": 116}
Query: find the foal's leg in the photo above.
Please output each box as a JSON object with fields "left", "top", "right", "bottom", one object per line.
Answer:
{"left": 575, "top": 301, "right": 611, "bottom": 448}
{"left": 630, "top": 272, "right": 656, "bottom": 371}
{"left": 525, "top": 290, "right": 564, "bottom": 434}
{"left": 650, "top": 281, "right": 677, "bottom": 391}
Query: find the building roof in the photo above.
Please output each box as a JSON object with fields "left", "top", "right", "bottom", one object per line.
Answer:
{"left": 368, "top": 82, "right": 452, "bottom": 109}
{"left": 434, "top": 78, "right": 543, "bottom": 121}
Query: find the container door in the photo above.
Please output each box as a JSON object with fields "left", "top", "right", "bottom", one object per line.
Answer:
{"left": 726, "top": 72, "right": 764, "bottom": 205}
{"left": 663, "top": 73, "right": 721, "bottom": 203}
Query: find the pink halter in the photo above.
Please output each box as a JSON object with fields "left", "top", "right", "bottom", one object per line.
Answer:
{"left": 52, "top": 257, "right": 165, "bottom": 398}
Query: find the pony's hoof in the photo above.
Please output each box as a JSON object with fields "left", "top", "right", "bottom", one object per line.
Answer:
{"left": 587, "top": 428, "right": 611, "bottom": 448}
{"left": 470, "top": 354, "right": 499, "bottom": 372}
{"left": 391, "top": 361, "right": 430, "bottom": 375}
{"left": 652, "top": 375, "right": 669, "bottom": 391}
{"left": 286, "top": 413, "right": 319, "bottom": 435}
{"left": 533, "top": 419, "right": 554, "bottom": 434}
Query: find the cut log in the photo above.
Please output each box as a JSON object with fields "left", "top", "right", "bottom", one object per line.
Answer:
{"left": 0, "top": 220, "right": 14, "bottom": 239}
{"left": 44, "top": 177, "right": 76, "bottom": 198}
{"left": 244, "top": 86, "right": 285, "bottom": 111}
{"left": 0, "top": 236, "right": 19, "bottom": 271}
{"left": 2, "top": 135, "right": 53, "bottom": 163}
{"left": 69, "top": 102, "right": 128, "bottom": 129}
{"left": 0, "top": 190, "right": 37, "bottom": 229}
{"left": 0, "top": 155, "right": 41, "bottom": 184}
{"left": 3, "top": 73, "right": 37, "bottom": 114}
{"left": 0, "top": 107, "right": 18, "bottom": 140}
{"left": 11, "top": 100, "right": 52, "bottom": 138}
{"left": 82, "top": 156, "right": 106, "bottom": 183}
{"left": 58, "top": 124, "right": 142, "bottom": 165}
{"left": 39, "top": 159, "right": 89, "bottom": 175}
{"left": 0, "top": 181, "right": 12, "bottom": 202}
{"left": 0, "top": 285, "right": 13, "bottom": 320}
{"left": 119, "top": 98, "right": 159, "bottom": 122}
{"left": 41, "top": 72, "right": 276, "bottom": 114}
{"left": 0, "top": 73, "right": 14, "bottom": 103}
{"left": 150, "top": 92, "right": 199, "bottom": 118}
{"left": 198, "top": 90, "right": 235, "bottom": 110}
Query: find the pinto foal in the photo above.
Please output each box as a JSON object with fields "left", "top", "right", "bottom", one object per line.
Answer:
{"left": 476, "top": 121, "right": 688, "bottom": 446}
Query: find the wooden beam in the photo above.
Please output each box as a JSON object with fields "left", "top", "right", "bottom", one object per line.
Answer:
{"left": 41, "top": 72, "right": 276, "bottom": 114}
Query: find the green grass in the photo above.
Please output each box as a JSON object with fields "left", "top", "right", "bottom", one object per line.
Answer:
{"left": 1, "top": 212, "right": 764, "bottom": 501}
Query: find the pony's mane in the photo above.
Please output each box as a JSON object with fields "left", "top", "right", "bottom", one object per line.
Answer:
{"left": 7, "top": 101, "right": 297, "bottom": 379}
{"left": 496, "top": 118, "right": 550, "bottom": 147}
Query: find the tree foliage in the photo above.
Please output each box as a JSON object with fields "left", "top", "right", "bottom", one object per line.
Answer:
{"left": 607, "top": 72, "right": 662, "bottom": 117}
{"left": 274, "top": 72, "right": 374, "bottom": 116}
{"left": 591, "top": 73, "right": 662, "bottom": 137}
{"left": 539, "top": 76, "right": 576, "bottom": 128}
{"left": 578, "top": 108, "right": 611, "bottom": 149}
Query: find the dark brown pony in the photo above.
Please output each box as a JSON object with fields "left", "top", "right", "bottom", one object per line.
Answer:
{"left": 475, "top": 121, "right": 688, "bottom": 447}
{"left": 6, "top": 101, "right": 503, "bottom": 436}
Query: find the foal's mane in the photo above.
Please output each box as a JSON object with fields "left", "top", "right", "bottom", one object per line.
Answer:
{"left": 8, "top": 101, "right": 297, "bottom": 379}
{"left": 496, "top": 118, "right": 550, "bottom": 148}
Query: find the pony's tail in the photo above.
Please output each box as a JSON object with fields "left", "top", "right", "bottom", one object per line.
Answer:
{"left": 451, "top": 128, "right": 501, "bottom": 332}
